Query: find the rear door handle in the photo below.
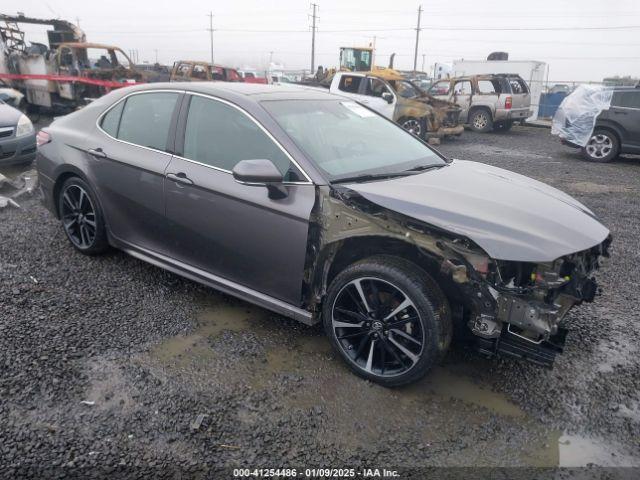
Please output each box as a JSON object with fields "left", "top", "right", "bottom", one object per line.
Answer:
{"left": 87, "top": 148, "right": 107, "bottom": 158}
{"left": 166, "top": 172, "right": 194, "bottom": 186}
{"left": 613, "top": 110, "right": 628, "bottom": 115}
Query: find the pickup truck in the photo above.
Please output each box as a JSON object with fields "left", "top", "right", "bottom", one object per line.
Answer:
{"left": 328, "top": 70, "right": 464, "bottom": 140}
{"left": 428, "top": 74, "right": 532, "bottom": 132}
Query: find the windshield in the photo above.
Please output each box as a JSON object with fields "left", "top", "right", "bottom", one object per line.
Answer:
{"left": 263, "top": 99, "right": 445, "bottom": 182}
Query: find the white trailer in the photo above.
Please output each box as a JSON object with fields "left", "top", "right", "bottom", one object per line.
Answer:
{"left": 452, "top": 60, "right": 547, "bottom": 120}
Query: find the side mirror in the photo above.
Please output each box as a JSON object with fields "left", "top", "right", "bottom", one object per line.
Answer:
{"left": 232, "top": 159, "right": 283, "bottom": 184}
{"left": 232, "top": 159, "right": 287, "bottom": 199}
{"left": 382, "top": 92, "right": 394, "bottom": 104}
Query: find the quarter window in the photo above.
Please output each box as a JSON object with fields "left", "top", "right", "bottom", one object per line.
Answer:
{"left": 100, "top": 100, "right": 124, "bottom": 137}
{"left": 183, "top": 95, "right": 302, "bottom": 181}
{"left": 116, "top": 92, "right": 179, "bottom": 151}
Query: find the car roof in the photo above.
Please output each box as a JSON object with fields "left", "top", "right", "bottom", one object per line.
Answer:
{"left": 120, "top": 81, "right": 339, "bottom": 103}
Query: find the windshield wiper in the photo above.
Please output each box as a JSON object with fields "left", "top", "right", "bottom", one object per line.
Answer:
{"left": 332, "top": 171, "right": 413, "bottom": 184}
{"left": 403, "top": 163, "right": 446, "bottom": 173}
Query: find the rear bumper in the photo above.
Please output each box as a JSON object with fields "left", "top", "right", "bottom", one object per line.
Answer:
{"left": 0, "top": 133, "right": 37, "bottom": 166}
{"left": 495, "top": 108, "right": 532, "bottom": 122}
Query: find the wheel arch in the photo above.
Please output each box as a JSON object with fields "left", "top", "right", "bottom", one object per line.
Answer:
{"left": 52, "top": 166, "right": 88, "bottom": 218}
{"left": 468, "top": 104, "right": 493, "bottom": 121}
{"left": 593, "top": 122, "right": 623, "bottom": 145}
{"left": 313, "top": 235, "right": 466, "bottom": 313}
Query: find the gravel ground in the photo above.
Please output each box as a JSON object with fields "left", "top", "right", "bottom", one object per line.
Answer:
{"left": 1, "top": 123, "right": 639, "bottom": 476}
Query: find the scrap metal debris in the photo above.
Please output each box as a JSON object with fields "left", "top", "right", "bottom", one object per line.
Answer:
{"left": 0, "top": 169, "right": 37, "bottom": 209}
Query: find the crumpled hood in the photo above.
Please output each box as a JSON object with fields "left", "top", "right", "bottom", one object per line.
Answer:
{"left": 346, "top": 160, "right": 610, "bottom": 262}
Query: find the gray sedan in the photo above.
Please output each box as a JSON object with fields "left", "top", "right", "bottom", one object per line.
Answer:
{"left": 0, "top": 100, "right": 36, "bottom": 166}
{"left": 36, "top": 82, "right": 610, "bottom": 386}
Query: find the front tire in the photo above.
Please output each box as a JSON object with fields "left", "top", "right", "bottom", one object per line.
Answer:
{"left": 581, "top": 129, "right": 619, "bottom": 163}
{"left": 57, "top": 177, "right": 109, "bottom": 255}
{"left": 400, "top": 117, "right": 425, "bottom": 139}
{"left": 322, "top": 255, "right": 451, "bottom": 387}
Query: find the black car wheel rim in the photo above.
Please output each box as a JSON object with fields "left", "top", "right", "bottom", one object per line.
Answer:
{"left": 402, "top": 119, "right": 422, "bottom": 137}
{"left": 61, "top": 185, "right": 97, "bottom": 249}
{"left": 331, "top": 277, "right": 425, "bottom": 378}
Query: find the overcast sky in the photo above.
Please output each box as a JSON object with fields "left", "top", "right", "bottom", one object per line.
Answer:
{"left": 13, "top": 0, "right": 640, "bottom": 82}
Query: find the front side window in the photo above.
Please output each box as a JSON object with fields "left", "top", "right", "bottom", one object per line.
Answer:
{"left": 183, "top": 95, "right": 302, "bottom": 181}
{"left": 116, "top": 92, "right": 179, "bottom": 151}
{"left": 364, "top": 77, "right": 391, "bottom": 97}
{"left": 393, "top": 80, "right": 419, "bottom": 99}
{"left": 262, "top": 100, "right": 444, "bottom": 182}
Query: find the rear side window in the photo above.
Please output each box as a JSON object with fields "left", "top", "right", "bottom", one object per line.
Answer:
{"left": 117, "top": 92, "right": 179, "bottom": 151}
{"left": 477, "top": 80, "right": 501, "bottom": 94}
{"left": 614, "top": 91, "right": 640, "bottom": 108}
{"left": 183, "top": 95, "right": 302, "bottom": 181}
{"left": 338, "top": 75, "right": 362, "bottom": 94}
{"left": 100, "top": 100, "right": 124, "bottom": 137}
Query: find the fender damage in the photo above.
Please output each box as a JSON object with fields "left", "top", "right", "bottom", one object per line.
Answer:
{"left": 303, "top": 165, "right": 611, "bottom": 367}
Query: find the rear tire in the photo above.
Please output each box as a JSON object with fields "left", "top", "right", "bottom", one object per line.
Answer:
{"left": 322, "top": 255, "right": 452, "bottom": 387}
{"left": 469, "top": 109, "right": 493, "bottom": 133}
{"left": 57, "top": 177, "right": 109, "bottom": 255}
{"left": 581, "top": 129, "right": 619, "bottom": 163}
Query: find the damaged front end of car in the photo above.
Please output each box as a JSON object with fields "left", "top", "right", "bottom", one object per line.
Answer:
{"left": 440, "top": 237, "right": 611, "bottom": 367}
{"left": 306, "top": 174, "right": 611, "bottom": 369}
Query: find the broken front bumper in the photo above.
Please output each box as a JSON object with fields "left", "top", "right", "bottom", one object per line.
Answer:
{"left": 429, "top": 125, "right": 464, "bottom": 138}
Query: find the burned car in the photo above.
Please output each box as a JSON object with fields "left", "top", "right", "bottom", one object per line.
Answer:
{"left": 0, "top": 14, "right": 142, "bottom": 111}
{"left": 170, "top": 61, "right": 242, "bottom": 83}
{"left": 36, "top": 83, "right": 610, "bottom": 386}
{"left": 329, "top": 70, "right": 463, "bottom": 139}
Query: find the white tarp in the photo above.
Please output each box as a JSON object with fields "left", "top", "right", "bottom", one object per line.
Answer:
{"left": 551, "top": 85, "right": 614, "bottom": 147}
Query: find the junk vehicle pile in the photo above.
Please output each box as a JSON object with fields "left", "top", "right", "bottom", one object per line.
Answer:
{"left": 0, "top": 14, "right": 143, "bottom": 111}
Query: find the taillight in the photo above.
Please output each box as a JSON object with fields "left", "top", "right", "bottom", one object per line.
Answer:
{"left": 505, "top": 96, "right": 512, "bottom": 109}
{"left": 36, "top": 130, "right": 51, "bottom": 147}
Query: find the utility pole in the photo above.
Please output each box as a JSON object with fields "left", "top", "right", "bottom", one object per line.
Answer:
{"left": 421, "top": 53, "right": 425, "bottom": 72}
{"left": 75, "top": 17, "right": 80, "bottom": 28}
{"left": 207, "top": 12, "right": 214, "bottom": 65}
{"left": 310, "top": 3, "right": 318, "bottom": 75}
{"left": 154, "top": 49, "right": 158, "bottom": 64}
{"left": 413, "top": 5, "right": 422, "bottom": 73}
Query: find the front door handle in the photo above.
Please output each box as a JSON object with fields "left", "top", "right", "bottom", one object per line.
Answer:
{"left": 87, "top": 148, "right": 107, "bottom": 158}
{"left": 166, "top": 172, "right": 194, "bottom": 186}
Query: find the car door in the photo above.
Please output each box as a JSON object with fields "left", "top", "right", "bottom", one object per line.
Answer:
{"left": 88, "top": 90, "right": 182, "bottom": 254}
{"left": 163, "top": 94, "right": 316, "bottom": 305}
{"left": 452, "top": 80, "right": 473, "bottom": 120}
{"left": 361, "top": 76, "right": 396, "bottom": 119}
{"left": 611, "top": 90, "right": 640, "bottom": 149}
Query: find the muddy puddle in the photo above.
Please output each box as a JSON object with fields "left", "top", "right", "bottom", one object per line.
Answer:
{"left": 147, "top": 298, "right": 640, "bottom": 466}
